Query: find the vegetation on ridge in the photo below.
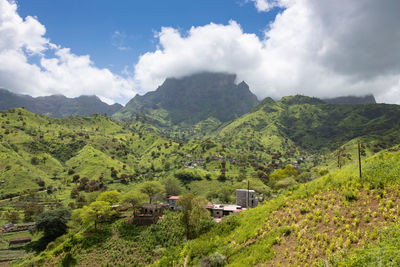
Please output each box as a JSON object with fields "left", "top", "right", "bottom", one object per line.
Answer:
{"left": 1, "top": 91, "right": 400, "bottom": 266}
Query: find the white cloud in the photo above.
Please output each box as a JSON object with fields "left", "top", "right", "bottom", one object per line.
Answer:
{"left": 2, "top": 0, "right": 400, "bottom": 105}
{"left": 0, "top": 0, "right": 135, "bottom": 104}
{"left": 247, "top": 0, "right": 283, "bottom": 12}
{"left": 133, "top": 0, "right": 400, "bottom": 104}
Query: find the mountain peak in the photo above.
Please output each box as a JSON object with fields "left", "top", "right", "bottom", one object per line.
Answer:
{"left": 114, "top": 72, "right": 258, "bottom": 125}
{"left": 0, "top": 89, "right": 122, "bottom": 117}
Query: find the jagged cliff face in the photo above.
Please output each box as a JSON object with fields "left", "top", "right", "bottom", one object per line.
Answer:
{"left": 0, "top": 89, "right": 122, "bottom": 117}
{"left": 114, "top": 72, "right": 259, "bottom": 125}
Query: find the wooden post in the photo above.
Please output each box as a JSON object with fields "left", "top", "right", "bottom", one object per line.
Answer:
{"left": 247, "top": 180, "right": 250, "bottom": 209}
{"left": 358, "top": 142, "right": 362, "bottom": 179}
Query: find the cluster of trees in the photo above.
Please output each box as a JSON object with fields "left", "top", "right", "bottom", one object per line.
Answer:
{"left": 72, "top": 190, "right": 121, "bottom": 229}
{"left": 32, "top": 208, "right": 71, "bottom": 251}
{"left": 178, "top": 193, "right": 214, "bottom": 239}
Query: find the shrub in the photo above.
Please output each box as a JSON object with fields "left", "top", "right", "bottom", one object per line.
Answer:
{"left": 344, "top": 191, "right": 357, "bottom": 201}
{"left": 61, "top": 252, "right": 77, "bottom": 267}
{"left": 274, "top": 177, "right": 297, "bottom": 189}
{"left": 283, "top": 227, "right": 292, "bottom": 236}
{"left": 300, "top": 206, "right": 310, "bottom": 214}
{"left": 31, "top": 157, "right": 40, "bottom": 165}
{"left": 199, "top": 252, "right": 226, "bottom": 267}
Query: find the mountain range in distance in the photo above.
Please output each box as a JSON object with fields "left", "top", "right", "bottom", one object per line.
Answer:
{"left": 0, "top": 72, "right": 377, "bottom": 120}
{"left": 0, "top": 88, "right": 122, "bottom": 118}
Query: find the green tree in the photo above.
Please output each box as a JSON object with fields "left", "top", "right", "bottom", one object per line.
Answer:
{"left": 79, "top": 200, "right": 114, "bottom": 229}
{"left": 178, "top": 193, "right": 211, "bottom": 239}
{"left": 34, "top": 208, "right": 70, "bottom": 250}
{"left": 139, "top": 181, "right": 165, "bottom": 203}
{"left": 96, "top": 190, "right": 121, "bottom": 205}
{"left": 122, "top": 190, "right": 147, "bottom": 215}
{"left": 5, "top": 211, "right": 20, "bottom": 223}
{"left": 270, "top": 164, "right": 299, "bottom": 181}
{"left": 23, "top": 202, "right": 44, "bottom": 222}
{"left": 163, "top": 177, "right": 182, "bottom": 197}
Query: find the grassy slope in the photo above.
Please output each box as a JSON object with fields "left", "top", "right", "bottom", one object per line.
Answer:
{"left": 23, "top": 145, "right": 400, "bottom": 267}
{"left": 154, "top": 146, "right": 400, "bottom": 266}
{"left": 0, "top": 108, "right": 277, "bottom": 205}
{"left": 1, "top": 99, "right": 400, "bottom": 265}
{"left": 2, "top": 97, "right": 400, "bottom": 201}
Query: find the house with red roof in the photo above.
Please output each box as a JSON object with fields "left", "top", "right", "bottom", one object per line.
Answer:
{"left": 168, "top": 196, "right": 181, "bottom": 210}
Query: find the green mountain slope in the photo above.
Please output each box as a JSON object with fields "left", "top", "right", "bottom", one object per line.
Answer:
{"left": 24, "top": 144, "right": 400, "bottom": 266}
{"left": 154, "top": 146, "right": 400, "bottom": 266}
{"left": 217, "top": 95, "right": 400, "bottom": 153}
{"left": 113, "top": 72, "right": 258, "bottom": 138}
{"left": 1, "top": 95, "right": 400, "bottom": 266}
{"left": 0, "top": 108, "right": 275, "bottom": 201}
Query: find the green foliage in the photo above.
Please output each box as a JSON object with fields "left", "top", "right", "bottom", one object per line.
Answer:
{"left": 136, "top": 211, "right": 186, "bottom": 249}
{"left": 121, "top": 190, "right": 147, "bottom": 212}
{"left": 199, "top": 252, "right": 226, "bottom": 267}
{"left": 343, "top": 190, "right": 358, "bottom": 202}
{"left": 155, "top": 148, "right": 400, "bottom": 266}
{"left": 61, "top": 252, "right": 77, "bottom": 267}
{"left": 162, "top": 177, "right": 182, "bottom": 197}
{"left": 96, "top": 190, "right": 121, "bottom": 205}
{"left": 23, "top": 202, "right": 44, "bottom": 222}
{"left": 139, "top": 181, "right": 165, "bottom": 203}
{"left": 35, "top": 208, "right": 70, "bottom": 239}
{"left": 75, "top": 201, "right": 115, "bottom": 229}
{"left": 4, "top": 210, "right": 20, "bottom": 223}
{"left": 33, "top": 208, "right": 70, "bottom": 251}
{"left": 112, "top": 72, "right": 258, "bottom": 138}
{"left": 274, "top": 177, "right": 297, "bottom": 189}
{"left": 331, "top": 225, "right": 400, "bottom": 266}
{"left": 1, "top": 96, "right": 400, "bottom": 266}
{"left": 178, "top": 193, "right": 213, "bottom": 239}
{"left": 174, "top": 170, "right": 202, "bottom": 184}
{"left": 270, "top": 165, "right": 299, "bottom": 181}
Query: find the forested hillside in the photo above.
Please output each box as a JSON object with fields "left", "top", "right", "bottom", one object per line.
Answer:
{"left": 0, "top": 94, "right": 399, "bottom": 266}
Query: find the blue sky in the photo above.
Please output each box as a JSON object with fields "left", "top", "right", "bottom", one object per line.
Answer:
{"left": 2, "top": 0, "right": 400, "bottom": 104}
{"left": 17, "top": 0, "right": 280, "bottom": 74}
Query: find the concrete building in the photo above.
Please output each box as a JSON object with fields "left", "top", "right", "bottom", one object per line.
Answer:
{"left": 168, "top": 196, "right": 181, "bottom": 210}
{"left": 131, "top": 203, "right": 168, "bottom": 226}
{"left": 236, "top": 189, "right": 258, "bottom": 208}
{"left": 207, "top": 204, "right": 245, "bottom": 219}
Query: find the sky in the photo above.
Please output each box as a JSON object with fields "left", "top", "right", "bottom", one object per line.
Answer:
{"left": 1, "top": 0, "right": 400, "bottom": 105}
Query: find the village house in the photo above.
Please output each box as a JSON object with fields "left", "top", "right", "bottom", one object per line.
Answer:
{"left": 207, "top": 204, "right": 245, "bottom": 219}
{"left": 168, "top": 196, "right": 181, "bottom": 210}
{"left": 140, "top": 203, "right": 168, "bottom": 216}
{"left": 131, "top": 203, "right": 168, "bottom": 226}
{"left": 236, "top": 189, "right": 258, "bottom": 208}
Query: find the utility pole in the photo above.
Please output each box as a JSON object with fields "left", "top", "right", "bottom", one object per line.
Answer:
{"left": 247, "top": 180, "right": 250, "bottom": 209}
{"left": 358, "top": 142, "right": 362, "bottom": 179}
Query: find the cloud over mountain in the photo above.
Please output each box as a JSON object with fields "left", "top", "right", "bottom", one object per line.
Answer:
{"left": 133, "top": 0, "right": 400, "bottom": 104}
{"left": 1, "top": 0, "right": 400, "bottom": 104}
